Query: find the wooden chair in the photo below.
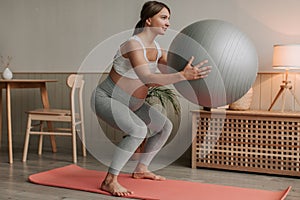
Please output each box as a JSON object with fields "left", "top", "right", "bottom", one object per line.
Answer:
{"left": 22, "top": 74, "right": 86, "bottom": 163}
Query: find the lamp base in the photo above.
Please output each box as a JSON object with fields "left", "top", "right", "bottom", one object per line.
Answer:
{"left": 268, "top": 80, "right": 300, "bottom": 112}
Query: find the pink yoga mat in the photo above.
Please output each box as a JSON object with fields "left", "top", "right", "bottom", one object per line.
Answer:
{"left": 28, "top": 164, "right": 291, "bottom": 200}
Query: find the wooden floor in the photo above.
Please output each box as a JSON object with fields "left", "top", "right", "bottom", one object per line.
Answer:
{"left": 1, "top": 146, "right": 299, "bottom": 200}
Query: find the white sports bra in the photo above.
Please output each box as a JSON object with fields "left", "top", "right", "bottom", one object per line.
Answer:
{"left": 113, "top": 35, "right": 162, "bottom": 79}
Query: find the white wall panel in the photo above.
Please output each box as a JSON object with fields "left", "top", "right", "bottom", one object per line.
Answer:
{"left": 1, "top": 72, "right": 300, "bottom": 160}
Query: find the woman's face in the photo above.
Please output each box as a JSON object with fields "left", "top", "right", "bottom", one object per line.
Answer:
{"left": 147, "top": 7, "right": 170, "bottom": 35}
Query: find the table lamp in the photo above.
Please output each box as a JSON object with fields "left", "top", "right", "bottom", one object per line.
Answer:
{"left": 268, "top": 44, "right": 300, "bottom": 111}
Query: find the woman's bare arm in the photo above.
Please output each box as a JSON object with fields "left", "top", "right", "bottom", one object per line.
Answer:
{"left": 124, "top": 40, "right": 211, "bottom": 87}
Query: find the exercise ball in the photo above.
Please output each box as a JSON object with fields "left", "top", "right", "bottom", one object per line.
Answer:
{"left": 167, "top": 19, "right": 258, "bottom": 107}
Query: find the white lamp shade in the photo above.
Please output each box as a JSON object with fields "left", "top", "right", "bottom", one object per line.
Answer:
{"left": 272, "top": 44, "right": 300, "bottom": 69}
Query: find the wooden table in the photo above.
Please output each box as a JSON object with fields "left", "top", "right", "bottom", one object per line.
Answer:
{"left": 0, "top": 79, "right": 57, "bottom": 164}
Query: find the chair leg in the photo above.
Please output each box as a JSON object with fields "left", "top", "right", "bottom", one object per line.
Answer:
{"left": 38, "top": 135, "right": 43, "bottom": 155}
{"left": 22, "top": 115, "right": 32, "bottom": 162}
{"left": 72, "top": 125, "right": 77, "bottom": 163}
{"left": 80, "top": 123, "right": 86, "bottom": 157}
{"left": 38, "top": 121, "right": 44, "bottom": 155}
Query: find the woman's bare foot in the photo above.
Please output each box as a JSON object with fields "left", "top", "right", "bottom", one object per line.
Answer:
{"left": 132, "top": 163, "right": 166, "bottom": 181}
{"left": 132, "top": 171, "right": 166, "bottom": 180}
{"left": 100, "top": 173, "right": 133, "bottom": 197}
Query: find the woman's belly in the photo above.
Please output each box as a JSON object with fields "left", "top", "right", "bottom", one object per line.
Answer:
{"left": 109, "top": 68, "right": 149, "bottom": 99}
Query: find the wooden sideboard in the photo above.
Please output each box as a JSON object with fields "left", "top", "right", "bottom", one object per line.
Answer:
{"left": 191, "top": 109, "right": 300, "bottom": 176}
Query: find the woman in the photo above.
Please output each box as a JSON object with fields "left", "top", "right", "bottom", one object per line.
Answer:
{"left": 95, "top": 1, "right": 211, "bottom": 197}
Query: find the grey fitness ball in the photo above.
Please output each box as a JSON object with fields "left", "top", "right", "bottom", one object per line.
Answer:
{"left": 167, "top": 19, "right": 258, "bottom": 107}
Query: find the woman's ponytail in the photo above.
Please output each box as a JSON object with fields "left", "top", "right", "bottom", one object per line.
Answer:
{"left": 133, "top": 19, "right": 144, "bottom": 35}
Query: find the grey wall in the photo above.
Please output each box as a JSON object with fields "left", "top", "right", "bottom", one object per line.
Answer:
{"left": 1, "top": 0, "right": 300, "bottom": 72}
